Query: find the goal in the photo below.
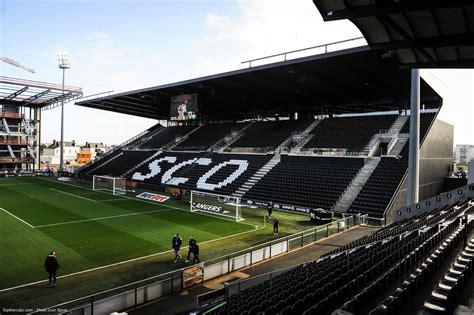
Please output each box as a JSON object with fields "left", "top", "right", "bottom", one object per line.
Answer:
{"left": 190, "top": 190, "right": 243, "bottom": 222}
{"left": 92, "top": 175, "right": 126, "bottom": 195}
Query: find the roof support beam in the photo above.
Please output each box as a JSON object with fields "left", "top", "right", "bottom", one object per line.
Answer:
{"left": 380, "top": 15, "right": 437, "bottom": 65}
{"left": 1, "top": 86, "right": 28, "bottom": 102}
{"left": 20, "top": 89, "right": 50, "bottom": 106}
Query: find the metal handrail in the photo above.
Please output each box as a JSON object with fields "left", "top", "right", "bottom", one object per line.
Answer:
{"left": 241, "top": 37, "right": 365, "bottom": 67}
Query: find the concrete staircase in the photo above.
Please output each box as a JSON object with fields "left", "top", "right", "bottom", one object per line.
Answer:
{"left": 233, "top": 153, "right": 281, "bottom": 198}
{"left": 331, "top": 157, "right": 381, "bottom": 214}
{"left": 291, "top": 119, "right": 321, "bottom": 152}
{"left": 362, "top": 115, "right": 409, "bottom": 156}
{"left": 388, "top": 134, "right": 409, "bottom": 156}
{"left": 390, "top": 115, "right": 409, "bottom": 133}
{"left": 121, "top": 150, "right": 162, "bottom": 177}
{"left": 215, "top": 122, "right": 255, "bottom": 152}
{"left": 161, "top": 125, "right": 204, "bottom": 150}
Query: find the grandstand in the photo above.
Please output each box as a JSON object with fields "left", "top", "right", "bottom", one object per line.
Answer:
{"left": 1, "top": 1, "right": 473, "bottom": 314}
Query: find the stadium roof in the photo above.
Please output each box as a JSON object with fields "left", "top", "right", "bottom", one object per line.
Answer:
{"left": 313, "top": 0, "right": 474, "bottom": 68}
{"left": 0, "top": 76, "right": 83, "bottom": 110}
{"left": 76, "top": 47, "right": 442, "bottom": 120}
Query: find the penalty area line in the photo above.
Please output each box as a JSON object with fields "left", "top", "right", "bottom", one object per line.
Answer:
{"left": 34, "top": 208, "right": 174, "bottom": 228}
{"left": 0, "top": 207, "right": 34, "bottom": 228}
{"left": 0, "top": 225, "right": 263, "bottom": 292}
{"left": 50, "top": 188, "right": 96, "bottom": 202}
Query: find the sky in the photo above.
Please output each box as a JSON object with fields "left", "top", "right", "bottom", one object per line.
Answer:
{"left": 1, "top": 0, "right": 473, "bottom": 146}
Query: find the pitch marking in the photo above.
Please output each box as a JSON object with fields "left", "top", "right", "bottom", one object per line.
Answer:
{"left": 34, "top": 208, "right": 174, "bottom": 228}
{"left": 0, "top": 207, "right": 34, "bottom": 228}
{"left": 50, "top": 188, "right": 96, "bottom": 202}
{"left": 0, "top": 226, "right": 264, "bottom": 292}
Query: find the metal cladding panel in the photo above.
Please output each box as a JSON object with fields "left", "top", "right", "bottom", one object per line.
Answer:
{"left": 459, "top": 46, "right": 474, "bottom": 59}
{"left": 389, "top": 13, "right": 414, "bottom": 39}
{"left": 313, "top": 1, "right": 474, "bottom": 67}
{"left": 397, "top": 48, "right": 418, "bottom": 64}
{"left": 413, "top": 49, "right": 429, "bottom": 63}
{"left": 405, "top": 11, "right": 439, "bottom": 38}
{"left": 354, "top": 16, "right": 390, "bottom": 43}
{"left": 435, "top": 7, "right": 467, "bottom": 35}
{"left": 318, "top": 0, "right": 346, "bottom": 12}
{"left": 348, "top": 0, "right": 372, "bottom": 7}
{"left": 467, "top": 5, "right": 474, "bottom": 32}
{"left": 436, "top": 46, "right": 458, "bottom": 60}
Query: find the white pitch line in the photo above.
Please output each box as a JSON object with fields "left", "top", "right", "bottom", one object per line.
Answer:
{"left": 34, "top": 208, "right": 174, "bottom": 228}
{"left": 50, "top": 188, "right": 96, "bottom": 202}
{"left": 0, "top": 207, "right": 34, "bottom": 228}
{"left": 0, "top": 183, "right": 33, "bottom": 186}
{"left": 0, "top": 225, "right": 264, "bottom": 292}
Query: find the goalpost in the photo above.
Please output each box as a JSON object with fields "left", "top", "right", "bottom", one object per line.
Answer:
{"left": 190, "top": 190, "right": 244, "bottom": 222}
{"left": 92, "top": 175, "right": 127, "bottom": 195}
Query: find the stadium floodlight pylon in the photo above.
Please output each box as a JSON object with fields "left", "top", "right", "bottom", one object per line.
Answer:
{"left": 93, "top": 175, "right": 126, "bottom": 195}
{"left": 190, "top": 190, "right": 243, "bottom": 222}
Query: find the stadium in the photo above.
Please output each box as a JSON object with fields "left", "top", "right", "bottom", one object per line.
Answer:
{"left": 0, "top": 1, "right": 473, "bottom": 315}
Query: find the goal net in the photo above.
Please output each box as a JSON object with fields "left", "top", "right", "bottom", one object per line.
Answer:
{"left": 190, "top": 190, "right": 243, "bottom": 222}
{"left": 92, "top": 175, "right": 126, "bottom": 195}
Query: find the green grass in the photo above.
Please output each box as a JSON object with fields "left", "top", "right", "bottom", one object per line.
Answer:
{"left": 0, "top": 176, "right": 315, "bottom": 308}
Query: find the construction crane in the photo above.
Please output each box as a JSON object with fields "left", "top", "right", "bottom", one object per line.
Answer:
{"left": 1, "top": 56, "right": 35, "bottom": 73}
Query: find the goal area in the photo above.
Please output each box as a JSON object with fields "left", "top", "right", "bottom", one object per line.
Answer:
{"left": 92, "top": 175, "right": 126, "bottom": 195}
{"left": 190, "top": 190, "right": 243, "bottom": 222}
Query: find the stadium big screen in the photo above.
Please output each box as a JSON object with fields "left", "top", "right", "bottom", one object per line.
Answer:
{"left": 170, "top": 94, "right": 198, "bottom": 121}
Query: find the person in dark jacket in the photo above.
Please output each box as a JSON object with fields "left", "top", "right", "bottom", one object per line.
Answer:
{"left": 186, "top": 237, "right": 196, "bottom": 263}
{"left": 172, "top": 234, "right": 183, "bottom": 263}
{"left": 273, "top": 218, "right": 279, "bottom": 235}
{"left": 267, "top": 202, "right": 273, "bottom": 218}
{"left": 44, "top": 251, "right": 60, "bottom": 287}
{"left": 192, "top": 242, "right": 200, "bottom": 264}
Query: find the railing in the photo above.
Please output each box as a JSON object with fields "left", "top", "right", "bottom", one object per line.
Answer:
{"left": 74, "top": 90, "right": 114, "bottom": 103}
{"left": 35, "top": 216, "right": 358, "bottom": 314}
{"left": 222, "top": 216, "right": 358, "bottom": 300}
{"left": 297, "top": 148, "right": 364, "bottom": 157}
{"left": 241, "top": 37, "right": 365, "bottom": 68}
{"left": 0, "top": 112, "right": 23, "bottom": 119}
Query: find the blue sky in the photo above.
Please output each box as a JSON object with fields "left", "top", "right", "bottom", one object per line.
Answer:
{"left": 1, "top": 0, "right": 473, "bottom": 146}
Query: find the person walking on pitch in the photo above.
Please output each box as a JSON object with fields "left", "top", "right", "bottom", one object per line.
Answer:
{"left": 44, "top": 251, "right": 60, "bottom": 287}
{"left": 193, "top": 242, "right": 200, "bottom": 264}
{"left": 186, "top": 237, "right": 196, "bottom": 263}
{"left": 172, "top": 234, "right": 183, "bottom": 262}
{"left": 273, "top": 218, "right": 279, "bottom": 235}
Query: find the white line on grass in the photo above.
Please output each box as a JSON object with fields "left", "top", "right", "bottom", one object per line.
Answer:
{"left": 0, "top": 225, "right": 264, "bottom": 292}
{"left": 34, "top": 208, "right": 174, "bottom": 228}
{"left": 96, "top": 198, "right": 125, "bottom": 202}
{"left": 50, "top": 188, "right": 96, "bottom": 202}
{"left": 38, "top": 177, "right": 257, "bottom": 228}
{"left": 0, "top": 183, "right": 34, "bottom": 186}
{"left": 0, "top": 207, "right": 34, "bottom": 228}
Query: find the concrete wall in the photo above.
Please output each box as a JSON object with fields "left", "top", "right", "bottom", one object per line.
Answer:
{"left": 386, "top": 119, "right": 453, "bottom": 223}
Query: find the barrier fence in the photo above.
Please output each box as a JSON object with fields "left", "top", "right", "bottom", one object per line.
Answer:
{"left": 33, "top": 216, "right": 360, "bottom": 315}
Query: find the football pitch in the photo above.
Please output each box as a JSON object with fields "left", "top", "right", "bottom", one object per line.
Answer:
{"left": 0, "top": 177, "right": 262, "bottom": 290}
{"left": 0, "top": 176, "right": 320, "bottom": 309}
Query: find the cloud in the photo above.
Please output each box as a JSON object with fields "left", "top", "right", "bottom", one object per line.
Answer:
{"left": 32, "top": 31, "right": 157, "bottom": 145}
{"left": 192, "top": 0, "right": 364, "bottom": 74}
